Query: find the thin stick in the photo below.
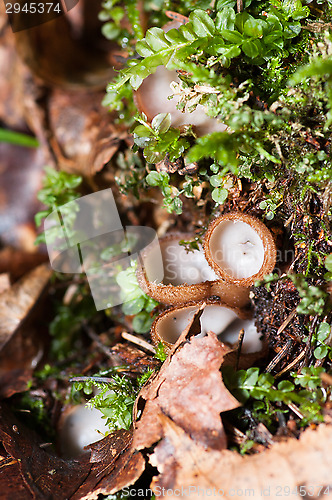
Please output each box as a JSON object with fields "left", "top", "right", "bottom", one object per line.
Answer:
{"left": 275, "top": 350, "right": 305, "bottom": 379}
{"left": 83, "top": 324, "right": 116, "bottom": 361}
{"left": 122, "top": 331, "right": 156, "bottom": 354}
{"left": 277, "top": 308, "right": 297, "bottom": 336}
{"left": 236, "top": 329, "right": 245, "bottom": 371}
{"left": 266, "top": 339, "right": 292, "bottom": 373}
{"left": 237, "top": 0, "right": 243, "bottom": 13}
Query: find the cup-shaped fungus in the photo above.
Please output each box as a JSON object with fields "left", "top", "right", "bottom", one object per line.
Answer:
{"left": 58, "top": 404, "right": 109, "bottom": 457}
{"left": 151, "top": 299, "right": 263, "bottom": 354}
{"left": 137, "top": 233, "right": 250, "bottom": 308}
{"left": 204, "top": 212, "right": 277, "bottom": 287}
{"left": 134, "top": 21, "right": 227, "bottom": 137}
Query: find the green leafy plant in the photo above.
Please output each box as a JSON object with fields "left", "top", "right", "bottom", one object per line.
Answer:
{"left": 290, "top": 32, "right": 332, "bottom": 128}
{"left": 145, "top": 170, "right": 184, "bottom": 214}
{"left": 311, "top": 321, "right": 332, "bottom": 360}
{"left": 289, "top": 274, "right": 328, "bottom": 316}
{"left": 133, "top": 112, "right": 190, "bottom": 164}
{"left": 72, "top": 370, "right": 137, "bottom": 431}
{"left": 256, "top": 273, "right": 329, "bottom": 316}
{"left": 223, "top": 365, "right": 326, "bottom": 428}
{"left": 116, "top": 261, "right": 159, "bottom": 333}
{"left": 35, "top": 166, "right": 82, "bottom": 244}
{"left": 155, "top": 342, "right": 168, "bottom": 362}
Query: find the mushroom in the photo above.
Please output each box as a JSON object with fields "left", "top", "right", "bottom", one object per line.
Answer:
{"left": 134, "top": 21, "right": 227, "bottom": 136}
{"left": 137, "top": 233, "right": 250, "bottom": 308}
{"left": 204, "top": 212, "right": 277, "bottom": 287}
{"left": 151, "top": 299, "right": 263, "bottom": 354}
{"left": 58, "top": 404, "right": 109, "bottom": 457}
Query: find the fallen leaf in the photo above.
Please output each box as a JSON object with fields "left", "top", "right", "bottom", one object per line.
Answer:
{"left": 0, "top": 403, "right": 144, "bottom": 500}
{"left": 0, "top": 402, "right": 91, "bottom": 499}
{"left": 0, "top": 247, "right": 47, "bottom": 281}
{"left": 0, "top": 264, "right": 51, "bottom": 398}
{"left": 48, "top": 88, "right": 130, "bottom": 177}
{"left": 133, "top": 307, "right": 240, "bottom": 451}
{"left": 72, "top": 431, "right": 145, "bottom": 500}
{"left": 150, "top": 416, "right": 332, "bottom": 499}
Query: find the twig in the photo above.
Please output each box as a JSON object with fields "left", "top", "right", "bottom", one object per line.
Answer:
{"left": 237, "top": 0, "right": 243, "bottom": 13}
{"left": 277, "top": 308, "right": 297, "bottom": 336}
{"left": 236, "top": 329, "right": 245, "bottom": 371}
{"left": 266, "top": 339, "right": 293, "bottom": 373}
{"left": 83, "top": 324, "right": 116, "bottom": 361}
{"left": 70, "top": 376, "right": 116, "bottom": 384}
{"left": 122, "top": 331, "right": 156, "bottom": 354}
{"left": 274, "top": 350, "right": 305, "bottom": 379}
{"left": 287, "top": 402, "right": 304, "bottom": 420}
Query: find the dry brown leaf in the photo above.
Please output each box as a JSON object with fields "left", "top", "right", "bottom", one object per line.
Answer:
{"left": 150, "top": 416, "right": 332, "bottom": 499}
{"left": 0, "top": 403, "right": 144, "bottom": 500}
{"left": 0, "top": 264, "right": 51, "bottom": 398}
{"left": 47, "top": 88, "right": 130, "bottom": 177}
{"left": 72, "top": 431, "right": 145, "bottom": 500}
{"left": 133, "top": 307, "right": 240, "bottom": 451}
{"left": 0, "top": 247, "right": 47, "bottom": 281}
{"left": 0, "top": 402, "right": 91, "bottom": 499}
{"left": 0, "top": 264, "right": 51, "bottom": 349}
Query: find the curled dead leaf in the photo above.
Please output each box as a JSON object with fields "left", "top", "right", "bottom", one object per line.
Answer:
{"left": 150, "top": 417, "right": 332, "bottom": 499}
{"left": 133, "top": 307, "right": 240, "bottom": 452}
{"left": 0, "top": 264, "right": 51, "bottom": 398}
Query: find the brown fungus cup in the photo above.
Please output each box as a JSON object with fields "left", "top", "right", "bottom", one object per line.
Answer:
{"left": 150, "top": 299, "right": 263, "bottom": 354}
{"left": 136, "top": 233, "right": 250, "bottom": 308}
{"left": 204, "top": 212, "right": 277, "bottom": 287}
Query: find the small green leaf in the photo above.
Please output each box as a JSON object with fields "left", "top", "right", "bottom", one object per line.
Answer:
{"left": 325, "top": 255, "right": 332, "bottom": 272}
{"left": 146, "top": 171, "right": 165, "bottom": 186}
{"left": 122, "top": 297, "right": 146, "bottom": 315}
{"left": 129, "top": 74, "right": 143, "bottom": 90}
{"left": 277, "top": 380, "right": 295, "bottom": 392}
{"left": 132, "top": 311, "right": 153, "bottom": 333}
{"left": 235, "top": 12, "right": 251, "bottom": 33}
{"left": 317, "top": 322, "right": 331, "bottom": 342}
{"left": 220, "top": 29, "right": 243, "bottom": 43}
{"left": 151, "top": 113, "right": 171, "bottom": 134}
{"left": 136, "top": 40, "right": 155, "bottom": 57}
{"left": 145, "top": 27, "right": 170, "bottom": 51}
{"left": 314, "top": 345, "right": 328, "bottom": 360}
{"left": 190, "top": 9, "right": 215, "bottom": 37}
{"left": 181, "top": 24, "right": 197, "bottom": 42}
{"left": 0, "top": 128, "right": 39, "bottom": 148}
{"left": 242, "top": 39, "right": 260, "bottom": 59}
{"left": 215, "top": 7, "right": 235, "bottom": 31}
{"left": 101, "top": 22, "right": 121, "bottom": 40}
{"left": 243, "top": 18, "right": 264, "bottom": 37}
{"left": 164, "top": 28, "right": 186, "bottom": 44}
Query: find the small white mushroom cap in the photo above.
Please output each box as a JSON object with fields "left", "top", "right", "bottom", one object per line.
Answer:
{"left": 58, "top": 405, "right": 109, "bottom": 457}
